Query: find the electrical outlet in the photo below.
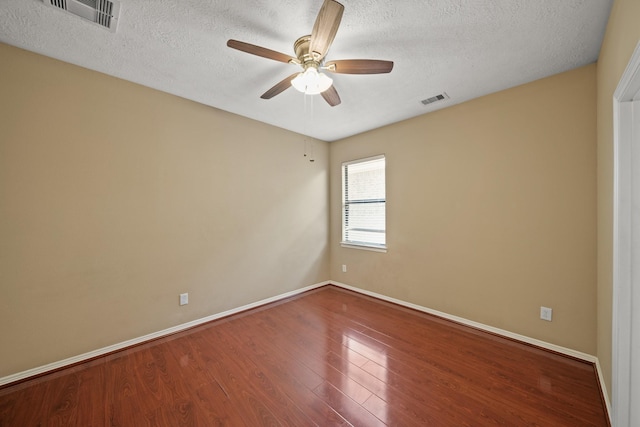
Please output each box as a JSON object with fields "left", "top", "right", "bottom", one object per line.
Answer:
{"left": 342, "top": 264, "right": 347, "bottom": 273}
{"left": 180, "top": 293, "right": 188, "bottom": 306}
{"left": 540, "top": 306, "right": 552, "bottom": 321}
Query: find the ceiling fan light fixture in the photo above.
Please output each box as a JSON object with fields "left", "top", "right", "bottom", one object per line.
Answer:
{"left": 291, "top": 67, "right": 333, "bottom": 95}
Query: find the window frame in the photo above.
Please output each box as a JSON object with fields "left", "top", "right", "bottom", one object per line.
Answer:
{"left": 341, "top": 154, "right": 387, "bottom": 252}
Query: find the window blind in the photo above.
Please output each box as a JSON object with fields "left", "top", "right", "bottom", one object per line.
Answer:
{"left": 342, "top": 155, "right": 386, "bottom": 248}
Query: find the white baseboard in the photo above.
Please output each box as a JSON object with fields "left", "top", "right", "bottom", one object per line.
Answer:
{"left": 330, "top": 281, "right": 612, "bottom": 420}
{"left": 330, "top": 281, "right": 595, "bottom": 361}
{"left": 594, "top": 357, "right": 612, "bottom": 420}
{"left": 0, "top": 281, "right": 330, "bottom": 387}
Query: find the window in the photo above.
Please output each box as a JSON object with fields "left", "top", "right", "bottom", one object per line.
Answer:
{"left": 341, "top": 155, "right": 386, "bottom": 251}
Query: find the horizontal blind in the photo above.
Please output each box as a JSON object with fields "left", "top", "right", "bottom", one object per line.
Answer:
{"left": 342, "top": 156, "right": 385, "bottom": 247}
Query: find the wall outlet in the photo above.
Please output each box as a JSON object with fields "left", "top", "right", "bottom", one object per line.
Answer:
{"left": 342, "top": 264, "right": 347, "bottom": 273}
{"left": 540, "top": 306, "right": 552, "bottom": 321}
{"left": 179, "top": 293, "right": 188, "bottom": 306}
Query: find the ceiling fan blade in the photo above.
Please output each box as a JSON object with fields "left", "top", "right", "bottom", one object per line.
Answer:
{"left": 260, "top": 73, "right": 300, "bottom": 99}
{"left": 321, "top": 85, "right": 341, "bottom": 106}
{"left": 309, "top": 0, "right": 344, "bottom": 61}
{"left": 325, "top": 59, "right": 394, "bottom": 74}
{"left": 227, "top": 39, "right": 296, "bottom": 64}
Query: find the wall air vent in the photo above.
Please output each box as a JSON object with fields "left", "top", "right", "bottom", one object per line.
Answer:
{"left": 421, "top": 92, "right": 449, "bottom": 106}
{"left": 42, "top": 0, "right": 120, "bottom": 32}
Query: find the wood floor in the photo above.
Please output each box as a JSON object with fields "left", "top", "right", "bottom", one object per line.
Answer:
{"left": 0, "top": 285, "right": 609, "bottom": 426}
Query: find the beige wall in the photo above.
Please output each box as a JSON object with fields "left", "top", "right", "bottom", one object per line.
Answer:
{"left": 0, "top": 36, "right": 605, "bottom": 383}
{"left": 330, "top": 65, "right": 597, "bottom": 354}
{"left": 0, "top": 43, "right": 329, "bottom": 377}
{"left": 596, "top": 0, "right": 640, "bottom": 401}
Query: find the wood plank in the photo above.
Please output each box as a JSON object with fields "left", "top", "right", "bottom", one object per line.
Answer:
{"left": 224, "top": 316, "right": 352, "bottom": 426}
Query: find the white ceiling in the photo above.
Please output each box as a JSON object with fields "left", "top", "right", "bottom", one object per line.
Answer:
{"left": 0, "top": 0, "right": 612, "bottom": 142}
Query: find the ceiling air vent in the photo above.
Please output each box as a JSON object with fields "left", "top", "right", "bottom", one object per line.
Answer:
{"left": 421, "top": 92, "right": 449, "bottom": 106}
{"left": 42, "top": 0, "right": 120, "bottom": 32}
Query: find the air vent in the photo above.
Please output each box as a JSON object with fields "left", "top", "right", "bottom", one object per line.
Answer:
{"left": 421, "top": 92, "right": 449, "bottom": 106}
{"left": 42, "top": 0, "right": 120, "bottom": 32}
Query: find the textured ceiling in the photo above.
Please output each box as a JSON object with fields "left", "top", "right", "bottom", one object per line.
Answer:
{"left": 0, "top": 0, "right": 612, "bottom": 141}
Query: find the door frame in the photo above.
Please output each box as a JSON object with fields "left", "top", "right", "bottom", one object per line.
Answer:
{"left": 612, "top": 40, "right": 640, "bottom": 427}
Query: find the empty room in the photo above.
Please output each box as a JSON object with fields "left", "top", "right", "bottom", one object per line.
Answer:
{"left": 1, "top": 0, "right": 639, "bottom": 425}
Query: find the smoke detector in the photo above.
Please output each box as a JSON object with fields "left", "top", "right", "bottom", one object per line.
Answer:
{"left": 42, "top": 0, "right": 120, "bottom": 32}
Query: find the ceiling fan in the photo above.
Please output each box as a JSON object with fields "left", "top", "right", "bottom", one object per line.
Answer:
{"left": 226, "top": 0, "right": 394, "bottom": 107}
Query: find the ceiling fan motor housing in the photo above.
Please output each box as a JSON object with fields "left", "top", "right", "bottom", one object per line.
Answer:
{"left": 294, "top": 35, "right": 321, "bottom": 70}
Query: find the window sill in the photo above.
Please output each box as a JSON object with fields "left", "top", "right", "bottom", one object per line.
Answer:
{"left": 340, "top": 242, "right": 387, "bottom": 253}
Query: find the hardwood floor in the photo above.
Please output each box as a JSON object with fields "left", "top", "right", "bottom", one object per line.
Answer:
{"left": 0, "top": 285, "right": 609, "bottom": 426}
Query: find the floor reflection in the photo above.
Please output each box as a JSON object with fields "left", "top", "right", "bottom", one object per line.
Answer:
{"left": 342, "top": 331, "right": 389, "bottom": 423}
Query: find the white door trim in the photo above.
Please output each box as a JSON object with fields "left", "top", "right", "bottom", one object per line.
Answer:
{"left": 612, "top": 39, "right": 640, "bottom": 427}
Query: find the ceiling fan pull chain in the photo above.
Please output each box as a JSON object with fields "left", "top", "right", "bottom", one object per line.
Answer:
{"left": 303, "top": 94, "right": 309, "bottom": 158}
